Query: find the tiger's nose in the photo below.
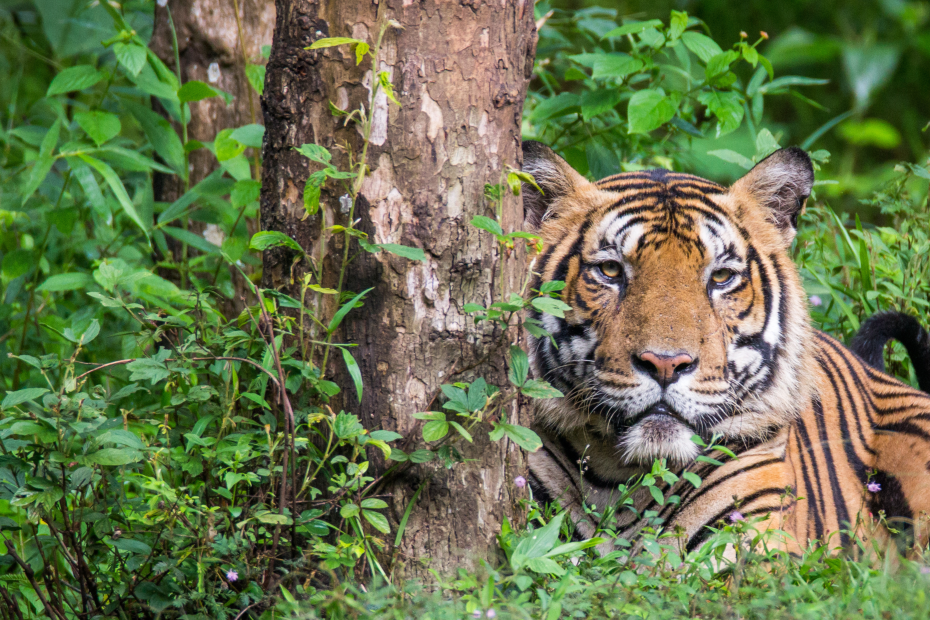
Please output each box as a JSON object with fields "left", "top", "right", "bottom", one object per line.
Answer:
{"left": 633, "top": 351, "right": 697, "bottom": 388}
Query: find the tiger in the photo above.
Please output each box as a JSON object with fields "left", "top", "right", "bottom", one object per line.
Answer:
{"left": 520, "top": 140, "right": 930, "bottom": 555}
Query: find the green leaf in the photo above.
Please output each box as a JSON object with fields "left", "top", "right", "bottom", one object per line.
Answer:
{"left": 295, "top": 143, "right": 332, "bottom": 165}
{"left": 524, "top": 557, "right": 566, "bottom": 575}
{"left": 529, "top": 92, "right": 580, "bottom": 122}
{"left": 681, "top": 31, "right": 723, "bottom": 64}
{"left": 85, "top": 448, "right": 144, "bottom": 466}
{"left": 705, "top": 50, "right": 740, "bottom": 79}
{"left": 2, "top": 249, "right": 31, "bottom": 279}
{"left": 363, "top": 509, "right": 390, "bottom": 533}
{"left": 515, "top": 511, "right": 566, "bottom": 560}
{"left": 449, "top": 421, "right": 473, "bottom": 442}
{"left": 66, "top": 156, "right": 105, "bottom": 211}
{"left": 497, "top": 422, "right": 543, "bottom": 452}
{"left": 47, "top": 65, "right": 103, "bottom": 96}
{"left": 162, "top": 226, "right": 221, "bottom": 255}
{"left": 123, "top": 100, "right": 186, "bottom": 176}
{"left": 509, "top": 345, "right": 529, "bottom": 387}
{"left": 471, "top": 215, "right": 503, "bottom": 236}
{"left": 580, "top": 89, "right": 624, "bottom": 122}
{"left": 591, "top": 53, "right": 644, "bottom": 80}
{"left": 422, "top": 420, "right": 449, "bottom": 442}
{"left": 232, "top": 179, "right": 261, "bottom": 207}
{"left": 38, "top": 272, "right": 91, "bottom": 292}
{"left": 111, "top": 538, "right": 152, "bottom": 555}
{"left": 409, "top": 450, "right": 435, "bottom": 463}
{"left": 75, "top": 111, "right": 121, "bottom": 146}
{"left": 340, "top": 503, "right": 360, "bottom": 519}
{"left": 328, "top": 288, "right": 373, "bottom": 333}
{"left": 230, "top": 123, "right": 265, "bottom": 148}
{"left": 370, "top": 430, "right": 403, "bottom": 442}
{"left": 602, "top": 19, "right": 664, "bottom": 38}
{"left": 340, "top": 348, "right": 363, "bottom": 403}
{"left": 697, "top": 90, "right": 744, "bottom": 137}
{"left": 246, "top": 63, "right": 266, "bottom": 95}
{"left": 361, "top": 498, "right": 388, "bottom": 509}
{"left": 308, "top": 37, "right": 368, "bottom": 50}
{"left": 669, "top": 11, "right": 688, "bottom": 40}
{"left": 249, "top": 231, "right": 303, "bottom": 254}
{"left": 628, "top": 89, "right": 679, "bottom": 134}
{"left": 114, "top": 42, "right": 147, "bottom": 77}
{"left": 530, "top": 296, "right": 572, "bottom": 318}
{"left": 521, "top": 379, "right": 564, "bottom": 400}
{"left": 2, "top": 388, "right": 49, "bottom": 409}
{"left": 21, "top": 118, "right": 61, "bottom": 205}
{"left": 177, "top": 80, "right": 219, "bottom": 103}
{"left": 79, "top": 155, "right": 149, "bottom": 237}
{"left": 377, "top": 243, "right": 426, "bottom": 262}
{"left": 215, "top": 128, "right": 246, "bottom": 161}
{"left": 683, "top": 471, "right": 702, "bottom": 488}
{"left": 333, "top": 412, "right": 364, "bottom": 439}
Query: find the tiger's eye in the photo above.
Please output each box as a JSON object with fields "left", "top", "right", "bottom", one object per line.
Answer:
{"left": 600, "top": 261, "right": 622, "bottom": 279}
{"left": 711, "top": 268, "right": 735, "bottom": 284}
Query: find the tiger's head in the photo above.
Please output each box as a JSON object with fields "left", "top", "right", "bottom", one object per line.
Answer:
{"left": 522, "top": 141, "right": 816, "bottom": 467}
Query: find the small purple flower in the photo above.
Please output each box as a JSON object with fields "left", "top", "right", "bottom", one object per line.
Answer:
{"left": 226, "top": 569, "right": 238, "bottom": 582}
{"left": 867, "top": 482, "right": 881, "bottom": 493}
{"left": 472, "top": 611, "right": 482, "bottom": 619}
{"left": 729, "top": 511, "right": 744, "bottom": 523}
{"left": 809, "top": 295, "right": 823, "bottom": 307}
{"left": 514, "top": 475, "right": 527, "bottom": 489}
{"left": 486, "top": 610, "right": 496, "bottom": 619}
{"left": 921, "top": 565, "right": 930, "bottom": 575}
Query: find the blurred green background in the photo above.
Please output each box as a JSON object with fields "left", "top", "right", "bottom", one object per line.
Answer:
{"left": 541, "top": 0, "right": 930, "bottom": 217}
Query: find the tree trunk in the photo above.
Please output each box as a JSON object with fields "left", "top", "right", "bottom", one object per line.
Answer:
{"left": 150, "top": 0, "right": 275, "bottom": 310}
{"left": 261, "top": 0, "right": 537, "bottom": 578}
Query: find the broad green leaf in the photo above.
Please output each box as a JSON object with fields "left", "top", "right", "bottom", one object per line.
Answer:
{"left": 295, "top": 143, "right": 332, "bottom": 165}
{"left": 509, "top": 345, "right": 529, "bottom": 387}
{"left": 521, "top": 379, "right": 563, "bottom": 400}
{"left": 524, "top": 557, "right": 566, "bottom": 575}
{"left": 529, "top": 92, "right": 580, "bottom": 122}
{"left": 215, "top": 128, "right": 246, "bottom": 161}
{"left": 249, "top": 231, "right": 303, "bottom": 253}
{"left": 112, "top": 538, "right": 152, "bottom": 555}
{"left": 232, "top": 179, "right": 261, "bottom": 207}
{"left": 79, "top": 155, "right": 150, "bottom": 237}
{"left": 377, "top": 243, "right": 426, "bottom": 262}
{"left": 515, "top": 512, "right": 566, "bottom": 560}
{"left": 114, "top": 42, "right": 147, "bottom": 76}
{"left": 75, "top": 110, "right": 121, "bottom": 146}
{"left": 47, "top": 65, "right": 103, "bottom": 96}
{"left": 422, "top": 420, "right": 449, "bottom": 442}
{"left": 38, "top": 272, "right": 91, "bottom": 292}
{"left": 340, "top": 503, "right": 360, "bottom": 519}
{"left": 308, "top": 37, "right": 368, "bottom": 49}
{"left": 698, "top": 90, "right": 744, "bottom": 136}
{"left": 65, "top": 156, "right": 106, "bottom": 210}
{"left": 591, "top": 53, "right": 644, "bottom": 80}
{"left": 21, "top": 118, "right": 61, "bottom": 205}
{"left": 246, "top": 63, "right": 266, "bottom": 95}
{"left": 683, "top": 471, "right": 702, "bottom": 488}
{"left": 669, "top": 11, "right": 688, "bottom": 40}
{"left": 498, "top": 422, "right": 543, "bottom": 452}
{"left": 85, "top": 448, "right": 144, "bottom": 466}
{"left": 681, "top": 31, "right": 724, "bottom": 64}
{"left": 471, "top": 215, "right": 503, "bottom": 236}
{"left": 628, "top": 89, "right": 679, "bottom": 134}
{"left": 2, "top": 388, "right": 49, "bottom": 409}
{"left": 530, "top": 296, "right": 572, "bottom": 318}
{"left": 363, "top": 509, "right": 390, "bottom": 533}
{"left": 409, "top": 450, "right": 434, "bottom": 463}
{"left": 2, "top": 249, "right": 31, "bottom": 279}
{"left": 230, "top": 124, "right": 265, "bottom": 148}
{"left": 341, "top": 348, "right": 363, "bottom": 402}
{"left": 178, "top": 80, "right": 219, "bottom": 103}
{"left": 370, "top": 430, "right": 403, "bottom": 442}
{"left": 705, "top": 50, "right": 740, "bottom": 79}
{"left": 580, "top": 89, "right": 624, "bottom": 122}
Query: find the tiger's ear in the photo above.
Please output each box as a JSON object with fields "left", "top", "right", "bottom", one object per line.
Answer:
{"left": 521, "top": 140, "right": 587, "bottom": 230}
{"left": 731, "top": 146, "right": 814, "bottom": 245}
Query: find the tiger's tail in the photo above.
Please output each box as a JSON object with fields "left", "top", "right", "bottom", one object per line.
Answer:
{"left": 849, "top": 311, "right": 930, "bottom": 392}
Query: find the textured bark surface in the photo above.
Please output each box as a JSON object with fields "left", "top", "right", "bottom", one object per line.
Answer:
{"left": 262, "top": 0, "right": 537, "bottom": 578}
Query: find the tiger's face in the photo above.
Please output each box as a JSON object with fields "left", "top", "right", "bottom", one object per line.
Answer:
{"left": 523, "top": 142, "right": 815, "bottom": 467}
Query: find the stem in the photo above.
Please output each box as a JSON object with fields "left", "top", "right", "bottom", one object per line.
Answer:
{"left": 166, "top": 7, "right": 191, "bottom": 290}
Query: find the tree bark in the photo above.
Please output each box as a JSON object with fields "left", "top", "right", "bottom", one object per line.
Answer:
{"left": 261, "top": 0, "right": 537, "bottom": 578}
{"left": 150, "top": 0, "right": 275, "bottom": 310}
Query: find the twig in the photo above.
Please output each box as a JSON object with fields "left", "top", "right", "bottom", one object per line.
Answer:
{"left": 72, "top": 356, "right": 282, "bottom": 390}
{"left": 1, "top": 536, "right": 67, "bottom": 620}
